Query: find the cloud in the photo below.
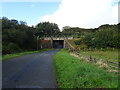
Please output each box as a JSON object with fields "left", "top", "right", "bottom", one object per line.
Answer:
{"left": 40, "top": 0, "right": 118, "bottom": 30}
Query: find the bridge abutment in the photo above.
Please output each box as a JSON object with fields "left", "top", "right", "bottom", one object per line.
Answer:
{"left": 40, "top": 37, "right": 73, "bottom": 49}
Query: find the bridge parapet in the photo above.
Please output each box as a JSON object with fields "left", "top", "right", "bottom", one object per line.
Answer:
{"left": 44, "top": 37, "right": 51, "bottom": 40}
{"left": 44, "top": 37, "right": 73, "bottom": 40}
{"left": 52, "top": 37, "right": 64, "bottom": 40}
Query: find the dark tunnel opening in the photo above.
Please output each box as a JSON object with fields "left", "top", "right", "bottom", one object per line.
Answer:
{"left": 53, "top": 40, "right": 64, "bottom": 48}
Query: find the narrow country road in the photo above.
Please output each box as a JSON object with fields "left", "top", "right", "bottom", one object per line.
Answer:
{"left": 2, "top": 49, "right": 59, "bottom": 88}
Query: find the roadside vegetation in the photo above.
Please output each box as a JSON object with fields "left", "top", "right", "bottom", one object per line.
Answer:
{"left": 2, "top": 49, "right": 51, "bottom": 60}
{"left": 78, "top": 50, "right": 118, "bottom": 63}
{"left": 68, "top": 40, "right": 119, "bottom": 70}
{"left": 66, "top": 24, "right": 119, "bottom": 64}
{"left": 2, "top": 17, "right": 60, "bottom": 55}
{"left": 66, "top": 24, "right": 119, "bottom": 50}
{"left": 55, "top": 20, "right": 119, "bottom": 88}
{"left": 54, "top": 49, "right": 118, "bottom": 88}
{"left": 2, "top": 17, "right": 119, "bottom": 55}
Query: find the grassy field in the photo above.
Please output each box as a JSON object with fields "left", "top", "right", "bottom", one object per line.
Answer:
{"left": 54, "top": 49, "right": 118, "bottom": 88}
{"left": 68, "top": 40, "right": 118, "bottom": 63}
{"left": 2, "top": 48, "right": 51, "bottom": 60}
{"left": 78, "top": 50, "right": 118, "bottom": 63}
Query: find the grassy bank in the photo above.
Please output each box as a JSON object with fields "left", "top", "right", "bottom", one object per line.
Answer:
{"left": 54, "top": 49, "right": 118, "bottom": 88}
{"left": 68, "top": 40, "right": 118, "bottom": 62}
{"left": 78, "top": 50, "right": 118, "bottom": 63}
{"left": 2, "top": 48, "right": 51, "bottom": 60}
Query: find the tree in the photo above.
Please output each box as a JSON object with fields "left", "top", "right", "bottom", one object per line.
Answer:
{"left": 2, "top": 17, "right": 11, "bottom": 29}
{"left": 35, "top": 22, "right": 60, "bottom": 37}
{"left": 82, "top": 24, "right": 119, "bottom": 49}
{"left": 19, "top": 21, "right": 27, "bottom": 25}
{"left": 62, "top": 26, "right": 94, "bottom": 37}
{"left": 2, "top": 17, "right": 37, "bottom": 54}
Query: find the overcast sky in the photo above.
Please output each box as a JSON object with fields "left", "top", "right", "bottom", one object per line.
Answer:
{"left": 1, "top": 0, "right": 119, "bottom": 30}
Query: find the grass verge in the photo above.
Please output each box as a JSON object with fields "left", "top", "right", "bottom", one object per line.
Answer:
{"left": 78, "top": 50, "right": 119, "bottom": 70}
{"left": 78, "top": 50, "right": 118, "bottom": 63}
{"left": 54, "top": 49, "right": 118, "bottom": 88}
{"left": 2, "top": 48, "right": 52, "bottom": 60}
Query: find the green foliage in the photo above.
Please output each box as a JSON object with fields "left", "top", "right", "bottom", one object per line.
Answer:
{"left": 63, "top": 24, "right": 119, "bottom": 49}
{"left": 3, "top": 43, "right": 21, "bottom": 54}
{"left": 2, "top": 17, "right": 119, "bottom": 54}
{"left": 62, "top": 26, "right": 96, "bottom": 37}
{"left": 74, "top": 39, "right": 81, "bottom": 45}
{"left": 54, "top": 49, "right": 118, "bottom": 88}
{"left": 79, "top": 44, "right": 88, "bottom": 49}
{"left": 35, "top": 22, "right": 60, "bottom": 37}
{"left": 82, "top": 25, "right": 119, "bottom": 49}
{"left": 2, "top": 17, "right": 37, "bottom": 54}
{"left": 79, "top": 49, "right": 118, "bottom": 63}
{"left": 2, "top": 17, "right": 61, "bottom": 54}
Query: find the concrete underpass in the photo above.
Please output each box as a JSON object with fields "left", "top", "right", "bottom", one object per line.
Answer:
{"left": 52, "top": 40, "right": 64, "bottom": 49}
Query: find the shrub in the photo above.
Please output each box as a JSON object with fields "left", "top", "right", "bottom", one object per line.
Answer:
{"left": 79, "top": 44, "right": 88, "bottom": 49}
{"left": 74, "top": 39, "right": 81, "bottom": 45}
{"left": 2, "top": 43, "right": 21, "bottom": 54}
{"left": 82, "top": 26, "right": 119, "bottom": 49}
{"left": 2, "top": 45, "right": 9, "bottom": 54}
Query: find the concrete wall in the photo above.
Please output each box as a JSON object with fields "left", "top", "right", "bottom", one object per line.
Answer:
{"left": 64, "top": 40, "right": 75, "bottom": 49}
{"left": 40, "top": 37, "right": 74, "bottom": 49}
{"left": 40, "top": 40, "right": 52, "bottom": 49}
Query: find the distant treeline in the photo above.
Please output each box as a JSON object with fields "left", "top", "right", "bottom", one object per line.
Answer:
{"left": 63, "top": 24, "right": 120, "bottom": 49}
{"left": 83, "top": 24, "right": 119, "bottom": 49}
{"left": 1, "top": 17, "right": 119, "bottom": 54}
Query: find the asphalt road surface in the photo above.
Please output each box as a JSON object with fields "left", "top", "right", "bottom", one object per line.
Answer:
{"left": 2, "top": 49, "right": 59, "bottom": 88}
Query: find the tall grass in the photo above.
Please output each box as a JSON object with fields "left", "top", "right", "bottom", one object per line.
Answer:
{"left": 54, "top": 49, "right": 118, "bottom": 88}
{"left": 78, "top": 50, "right": 118, "bottom": 62}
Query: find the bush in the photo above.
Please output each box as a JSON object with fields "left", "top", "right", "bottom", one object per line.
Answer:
{"left": 82, "top": 26, "right": 119, "bottom": 49}
{"left": 74, "top": 39, "right": 81, "bottom": 45}
{"left": 79, "top": 44, "right": 88, "bottom": 49}
{"left": 2, "top": 43, "right": 22, "bottom": 54}
{"left": 2, "top": 45, "right": 9, "bottom": 54}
